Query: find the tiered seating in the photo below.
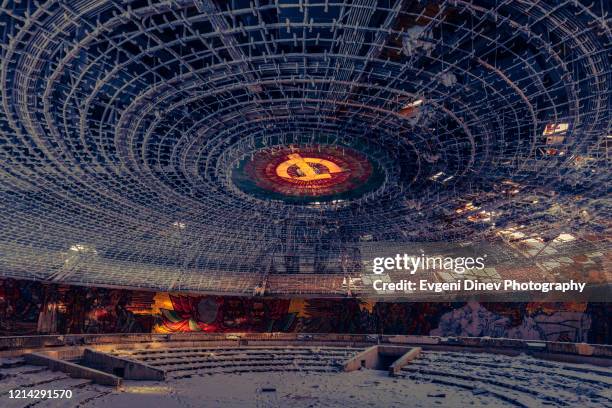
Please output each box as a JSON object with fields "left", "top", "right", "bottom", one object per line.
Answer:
{"left": 113, "top": 346, "right": 363, "bottom": 379}
{"left": 397, "top": 351, "right": 612, "bottom": 408}
{"left": 2, "top": 345, "right": 610, "bottom": 407}
{"left": 0, "top": 358, "right": 110, "bottom": 408}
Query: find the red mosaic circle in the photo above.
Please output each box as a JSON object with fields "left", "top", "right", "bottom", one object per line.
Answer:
{"left": 244, "top": 146, "right": 373, "bottom": 198}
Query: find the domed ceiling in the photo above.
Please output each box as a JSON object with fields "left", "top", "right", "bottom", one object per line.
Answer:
{"left": 0, "top": 0, "right": 609, "bottom": 295}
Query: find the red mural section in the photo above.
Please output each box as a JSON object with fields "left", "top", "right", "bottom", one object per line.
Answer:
{"left": 1, "top": 278, "right": 610, "bottom": 344}
{"left": 153, "top": 293, "right": 292, "bottom": 333}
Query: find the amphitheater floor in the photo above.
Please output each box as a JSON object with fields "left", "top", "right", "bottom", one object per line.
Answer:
{"left": 88, "top": 370, "right": 511, "bottom": 408}
{"left": 2, "top": 346, "right": 610, "bottom": 407}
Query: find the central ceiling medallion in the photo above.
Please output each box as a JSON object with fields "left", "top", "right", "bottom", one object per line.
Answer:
{"left": 232, "top": 145, "right": 382, "bottom": 203}
{"left": 275, "top": 152, "right": 347, "bottom": 186}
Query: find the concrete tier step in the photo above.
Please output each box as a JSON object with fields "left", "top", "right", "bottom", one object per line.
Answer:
{"left": 400, "top": 352, "right": 611, "bottom": 407}
{"left": 171, "top": 364, "right": 339, "bottom": 379}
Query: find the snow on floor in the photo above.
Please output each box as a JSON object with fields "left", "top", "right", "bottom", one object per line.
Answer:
{"left": 2, "top": 351, "right": 610, "bottom": 407}
{"left": 85, "top": 370, "right": 511, "bottom": 408}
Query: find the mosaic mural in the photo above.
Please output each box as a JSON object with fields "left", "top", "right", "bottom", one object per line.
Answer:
{"left": 0, "top": 278, "right": 153, "bottom": 335}
{"left": 1, "top": 278, "right": 609, "bottom": 344}
{"left": 232, "top": 143, "right": 384, "bottom": 203}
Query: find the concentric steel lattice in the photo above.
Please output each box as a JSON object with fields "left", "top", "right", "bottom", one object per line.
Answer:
{"left": 0, "top": 0, "right": 610, "bottom": 294}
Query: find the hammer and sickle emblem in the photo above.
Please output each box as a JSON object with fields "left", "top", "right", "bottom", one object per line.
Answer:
{"left": 276, "top": 153, "right": 343, "bottom": 181}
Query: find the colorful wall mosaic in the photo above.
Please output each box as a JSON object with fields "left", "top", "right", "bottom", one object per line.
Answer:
{"left": 1, "top": 278, "right": 609, "bottom": 344}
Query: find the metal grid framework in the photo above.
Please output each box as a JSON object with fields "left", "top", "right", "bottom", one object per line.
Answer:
{"left": 0, "top": 0, "right": 610, "bottom": 294}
